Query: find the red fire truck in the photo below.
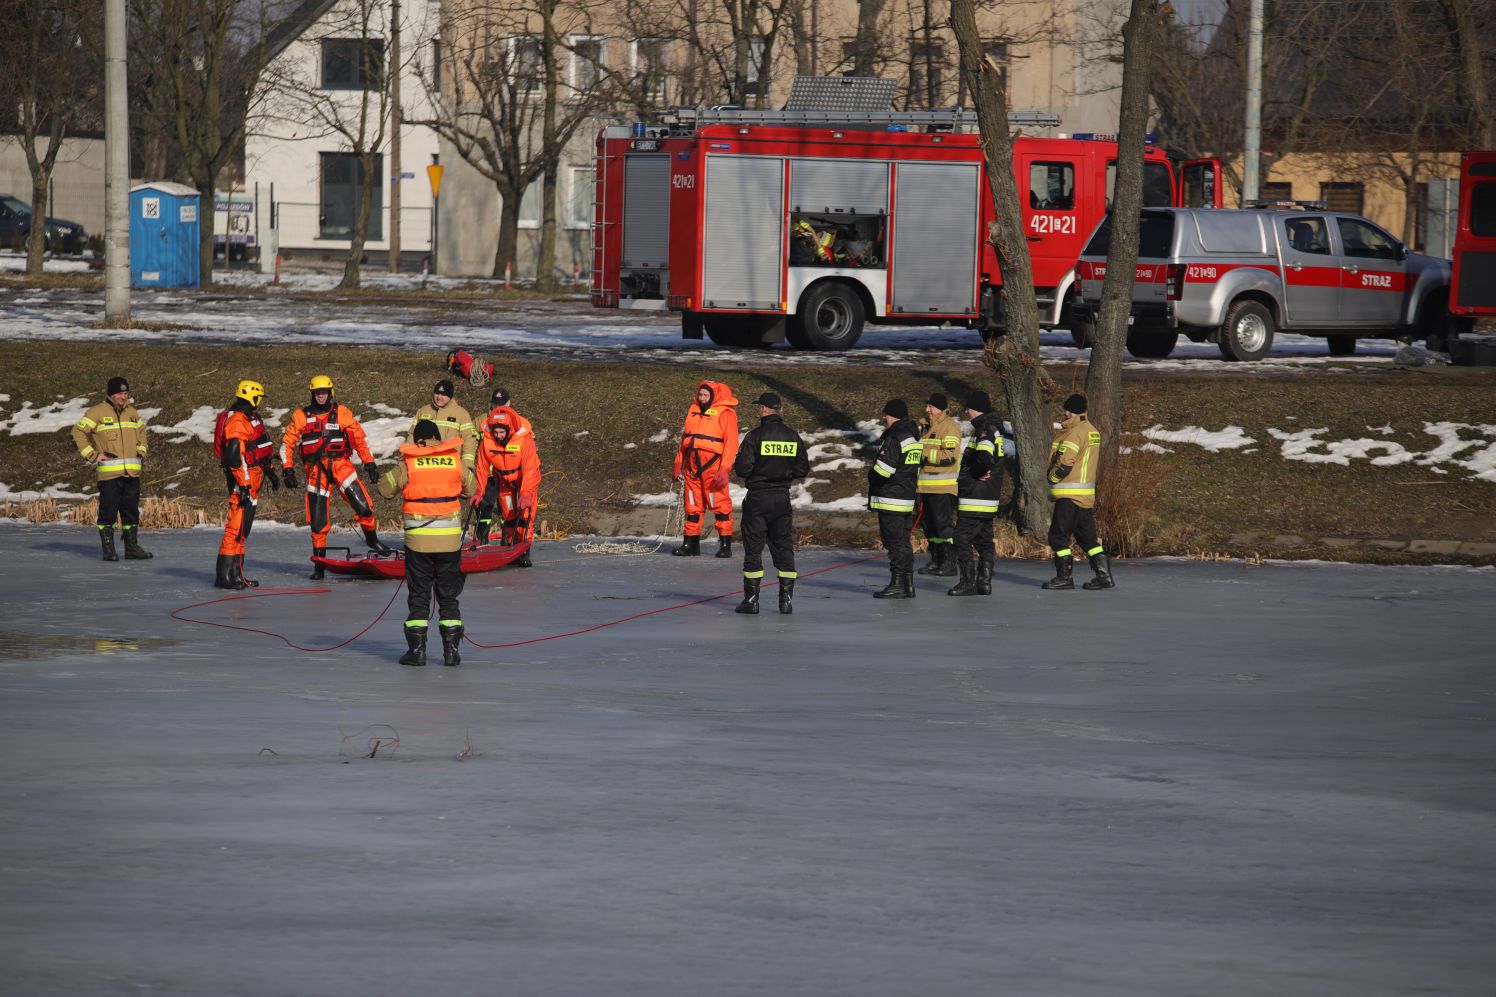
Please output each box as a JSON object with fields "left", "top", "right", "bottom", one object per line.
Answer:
{"left": 591, "top": 81, "right": 1221, "bottom": 350}
{"left": 1451, "top": 150, "right": 1496, "bottom": 318}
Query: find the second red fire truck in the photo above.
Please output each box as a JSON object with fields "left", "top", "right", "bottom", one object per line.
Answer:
{"left": 591, "top": 78, "right": 1222, "bottom": 350}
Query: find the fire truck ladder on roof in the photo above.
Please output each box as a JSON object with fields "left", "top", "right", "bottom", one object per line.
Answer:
{"left": 660, "top": 106, "right": 1061, "bottom": 133}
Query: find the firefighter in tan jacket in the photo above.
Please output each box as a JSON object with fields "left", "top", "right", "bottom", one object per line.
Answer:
{"left": 1042, "top": 393, "right": 1113, "bottom": 591}
{"left": 71, "top": 375, "right": 152, "bottom": 562}
{"left": 407, "top": 379, "right": 477, "bottom": 470}
{"left": 915, "top": 392, "right": 962, "bottom": 577}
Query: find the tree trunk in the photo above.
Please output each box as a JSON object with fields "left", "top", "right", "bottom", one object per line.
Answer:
{"left": 197, "top": 181, "right": 217, "bottom": 286}
{"left": 342, "top": 157, "right": 377, "bottom": 289}
{"left": 1439, "top": 0, "right": 1496, "bottom": 148}
{"left": 493, "top": 187, "right": 520, "bottom": 279}
{"left": 536, "top": 166, "right": 558, "bottom": 291}
{"left": 26, "top": 171, "right": 51, "bottom": 275}
{"left": 535, "top": 1, "right": 559, "bottom": 291}
{"left": 853, "top": 0, "right": 884, "bottom": 76}
{"left": 952, "top": 0, "right": 1053, "bottom": 540}
{"left": 1085, "top": 0, "right": 1162, "bottom": 451}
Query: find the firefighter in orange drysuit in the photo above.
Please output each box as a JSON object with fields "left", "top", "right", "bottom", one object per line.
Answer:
{"left": 672, "top": 380, "right": 739, "bottom": 558}
{"left": 215, "top": 379, "right": 281, "bottom": 590}
{"left": 473, "top": 405, "right": 541, "bottom": 567}
{"left": 279, "top": 375, "right": 390, "bottom": 579}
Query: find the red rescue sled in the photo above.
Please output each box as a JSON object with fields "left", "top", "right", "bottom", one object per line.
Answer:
{"left": 311, "top": 542, "right": 531, "bottom": 579}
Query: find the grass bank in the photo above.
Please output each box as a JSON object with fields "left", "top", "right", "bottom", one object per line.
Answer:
{"left": 2, "top": 339, "right": 1492, "bottom": 565}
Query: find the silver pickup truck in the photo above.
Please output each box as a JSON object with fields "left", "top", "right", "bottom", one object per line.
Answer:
{"left": 1074, "top": 207, "right": 1464, "bottom": 361}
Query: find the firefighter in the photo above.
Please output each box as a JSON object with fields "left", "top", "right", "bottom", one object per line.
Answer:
{"left": 487, "top": 386, "right": 535, "bottom": 439}
{"left": 1043, "top": 393, "right": 1114, "bottom": 591}
{"left": 408, "top": 379, "right": 477, "bottom": 470}
{"left": 868, "top": 398, "right": 923, "bottom": 599}
{"left": 472, "top": 405, "right": 541, "bottom": 566}
{"left": 949, "top": 390, "right": 1005, "bottom": 597}
{"left": 916, "top": 392, "right": 962, "bottom": 577}
{"left": 215, "top": 380, "right": 281, "bottom": 590}
{"left": 72, "top": 375, "right": 152, "bottom": 562}
{"left": 378, "top": 419, "right": 477, "bottom": 666}
{"left": 279, "top": 375, "right": 390, "bottom": 580}
{"left": 671, "top": 380, "right": 739, "bottom": 558}
{"left": 731, "top": 392, "right": 810, "bottom": 615}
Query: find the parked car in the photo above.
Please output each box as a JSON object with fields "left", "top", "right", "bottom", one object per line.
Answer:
{"left": 0, "top": 194, "right": 89, "bottom": 255}
{"left": 1074, "top": 205, "right": 1466, "bottom": 360}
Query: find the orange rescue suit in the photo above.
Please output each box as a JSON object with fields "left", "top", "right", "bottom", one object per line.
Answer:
{"left": 218, "top": 405, "right": 271, "bottom": 557}
{"left": 281, "top": 402, "right": 378, "bottom": 547}
{"left": 474, "top": 406, "right": 541, "bottom": 545}
{"left": 673, "top": 380, "right": 739, "bottom": 539}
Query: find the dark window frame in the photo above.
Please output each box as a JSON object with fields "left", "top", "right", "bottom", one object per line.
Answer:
{"left": 1029, "top": 160, "right": 1076, "bottom": 211}
{"left": 321, "top": 37, "right": 385, "bottom": 91}
{"left": 318, "top": 151, "right": 384, "bottom": 241}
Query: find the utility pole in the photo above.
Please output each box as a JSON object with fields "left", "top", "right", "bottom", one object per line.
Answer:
{"left": 104, "top": 0, "right": 131, "bottom": 321}
{"left": 1242, "top": 0, "right": 1264, "bottom": 204}
{"left": 388, "top": 0, "right": 402, "bottom": 273}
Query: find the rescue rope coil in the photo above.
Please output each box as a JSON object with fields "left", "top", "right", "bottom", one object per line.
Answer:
{"left": 572, "top": 477, "right": 685, "bottom": 556}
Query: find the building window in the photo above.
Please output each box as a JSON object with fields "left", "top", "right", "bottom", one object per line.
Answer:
{"left": 322, "top": 38, "right": 384, "bottom": 91}
{"left": 1030, "top": 161, "right": 1075, "bottom": 211}
{"left": 567, "top": 166, "right": 594, "bottom": 229}
{"left": 508, "top": 35, "right": 543, "bottom": 94}
{"left": 319, "top": 152, "right": 382, "bottom": 240}
{"left": 1261, "top": 181, "right": 1293, "bottom": 202}
{"left": 570, "top": 36, "right": 604, "bottom": 92}
{"left": 746, "top": 36, "right": 768, "bottom": 95}
{"left": 431, "top": 39, "right": 441, "bottom": 92}
{"left": 1105, "top": 162, "right": 1175, "bottom": 209}
{"left": 517, "top": 183, "right": 540, "bottom": 229}
{"left": 1320, "top": 182, "right": 1364, "bottom": 214}
{"left": 632, "top": 37, "right": 669, "bottom": 101}
{"left": 909, "top": 39, "right": 943, "bottom": 107}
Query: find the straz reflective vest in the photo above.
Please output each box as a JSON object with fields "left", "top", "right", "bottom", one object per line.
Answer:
{"left": 1048, "top": 413, "right": 1101, "bottom": 510}
{"left": 917, "top": 411, "right": 962, "bottom": 495}
{"left": 674, "top": 381, "right": 739, "bottom": 478}
{"left": 867, "top": 418, "right": 922, "bottom": 514}
{"left": 399, "top": 437, "right": 465, "bottom": 552}
{"left": 72, "top": 401, "right": 148, "bottom": 479}
{"left": 956, "top": 412, "right": 1007, "bottom": 519}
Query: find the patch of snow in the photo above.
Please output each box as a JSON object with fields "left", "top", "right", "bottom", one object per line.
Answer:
{"left": 1268, "top": 428, "right": 1415, "bottom": 467}
{"left": 0, "top": 397, "right": 92, "bottom": 435}
{"left": 357, "top": 415, "right": 409, "bottom": 460}
{"left": 164, "top": 482, "right": 180, "bottom": 490}
{"left": 1418, "top": 422, "right": 1496, "bottom": 482}
{"left": 812, "top": 458, "right": 863, "bottom": 472}
{"left": 0, "top": 394, "right": 8, "bottom": 402}
{"left": 807, "top": 442, "right": 856, "bottom": 461}
{"left": 1143, "top": 424, "right": 1255, "bottom": 453}
{"left": 573, "top": 430, "right": 590, "bottom": 438}
{"left": 1367, "top": 424, "right": 1394, "bottom": 435}
{"left": 623, "top": 442, "right": 637, "bottom": 449}
{"left": 366, "top": 402, "right": 406, "bottom": 416}
{"left": 151, "top": 405, "right": 219, "bottom": 443}
{"left": 0, "top": 255, "right": 91, "bottom": 273}
{"left": 631, "top": 490, "right": 676, "bottom": 508}
{"left": 1138, "top": 443, "right": 1173, "bottom": 454}
{"left": 647, "top": 428, "right": 672, "bottom": 443}
{"left": 0, "top": 481, "right": 93, "bottom": 501}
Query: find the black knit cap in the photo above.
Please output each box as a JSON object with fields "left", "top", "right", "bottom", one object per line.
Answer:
{"left": 490, "top": 387, "right": 510, "bottom": 407}
{"left": 413, "top": 419, "right": 441, "bottom": 442}
{"left": 1064, "top": 393, "right": 1088, "bottom": 414}
{"left": 965, "top": 390, "right": 992, "bottom": 413}
{"left": 107, "top": 376, "right": 129, "bottom": 395}
{"left": 926, "top": 392, "right": 948, "bottom": 410}
{"left": 433, "top": 379, "right": 455, "bottom": 397}
{"left": 883, "top": 398, "right": 908, "bottom": 420}
{"left": 753, "top": 391, "right": 782, "bottom": 409}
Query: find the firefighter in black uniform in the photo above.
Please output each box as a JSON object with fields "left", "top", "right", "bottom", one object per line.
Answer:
{"left": 949, "top": 390, "right": 1005, "bottom": 596}
{"left": 732, "top": 392, "right": 811, "bottom": 615}
{"left": 868, "top": 398, "right": 923, "bottom": 599}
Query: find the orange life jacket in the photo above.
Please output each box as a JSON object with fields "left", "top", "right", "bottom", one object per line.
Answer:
{"left": 399, "top": 436, "right": 464, "bottom": 518}
{"left": 299, "top": 405, "right": 350, "bottom": 458}
{"left": 680, "top": 380, "right": 738, "bottom": 457}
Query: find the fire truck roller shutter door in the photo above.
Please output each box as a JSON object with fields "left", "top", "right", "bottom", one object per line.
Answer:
{"left": 790, "top": 160, "right": 889, "bottom": 217}
{"left": 622, "top": 155, "right": 671, "bottom": 270}
{"left": 890, "top": 162, "right": 980, "bottom": 315}
{"left": 702, "top": 155, "right": 785, "bottom": 310}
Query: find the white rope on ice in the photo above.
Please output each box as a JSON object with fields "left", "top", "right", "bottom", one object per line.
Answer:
{"left": 573, "top": 478, "right": 684, "bottom": 556}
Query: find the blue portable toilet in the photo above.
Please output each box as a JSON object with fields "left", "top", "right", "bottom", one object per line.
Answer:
{"left": 130, "top": 182, "right": 201, "bottom": 288}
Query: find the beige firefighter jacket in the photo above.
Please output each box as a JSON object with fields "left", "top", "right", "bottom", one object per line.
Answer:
{"left": 72, "top": 401, "right": 148, "bottom": 480}
{"left": 1048, "top": 413, "right": 1101, "bottom": 510}
{"left": 916, "top": 410, "right": 962, "bottom": 495}
{"left": 408, "top": 400, "right": 478, "bottom": 468}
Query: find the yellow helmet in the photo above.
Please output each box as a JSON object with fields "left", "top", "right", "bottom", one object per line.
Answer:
{"left": 309, "top": 375, "right": 335, "bottom": 397}
{"left": 235, "top": 379, "right": 265, "bottom": 408}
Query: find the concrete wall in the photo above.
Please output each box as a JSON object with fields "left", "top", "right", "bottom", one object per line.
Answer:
{"left": 0, "top": 137, "right": 106, "bottom": 238}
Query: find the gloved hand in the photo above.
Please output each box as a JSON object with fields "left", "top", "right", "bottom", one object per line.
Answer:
{"left": 282, "top": 466, "right": 298, "bottom": 490}
{"left": 234, "top": 482, "right": 253, "bottom": 504}
{"left": 672, "top": 471, "right": 683, "bottom": 484}
{"left": 714, "top": 470, "right": 730, "bottom": 490}
{"left": 265, "top": 466, "right": 281, "bottom": 492}
{"left": 519, "top": 497, "right": 536, "bottom": 518}
{"left": 364, "top": 462, "right": 379, "bottom": 485}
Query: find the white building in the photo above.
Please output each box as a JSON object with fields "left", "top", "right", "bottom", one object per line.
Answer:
{"left": 246, "top": 0, "right": 442, "bottom": 267}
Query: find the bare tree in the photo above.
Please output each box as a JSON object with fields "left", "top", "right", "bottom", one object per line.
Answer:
{"left": 0, "top": 0, "right": 100, "bottom": 275}
{"left": 1438, "top": 0, "right": 1496, "bottom": 149}
{"left": 952, "top": 0, "right": 1055, "bottom": 540}
{"left": 131, "top": 0, "right": 277, "bottom": 284}
{"left": 852, "top": 0, "right": 888, "bottom": 77}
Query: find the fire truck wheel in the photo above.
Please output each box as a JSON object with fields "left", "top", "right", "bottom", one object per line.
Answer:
{"left": 1327, "top": 335, "right": 1357, "bottom": 357}
{"left": 1124, "top": 331, "right": 1178, "bottom": 359}
{"left": 1217, "top": 300, "right": 1274, "bottom": 361}
{"left": 794, "top": 281, "right": 865, "bottom": 350}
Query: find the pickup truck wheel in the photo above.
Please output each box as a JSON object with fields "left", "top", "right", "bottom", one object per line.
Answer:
{"left": 1062, "top": 302, "right": 1095, "bottom": 348}
{"left": 1125, "top": 331, "right": 1178, "bottom": 358}
{"left": 1327, "top": 335, "right": 1356, "bottom": 357}
{"left": 794, "top": 281, "right": 865, "bottom": 350}
{"left": 1218, "top": 300, "right": 1274, "bottom": 361}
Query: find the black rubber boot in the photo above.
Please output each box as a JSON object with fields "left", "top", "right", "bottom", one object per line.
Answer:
{"left": 1042, "top": 555, "right": 1075, "bottom": 590}
{"left": 778, "top": 578, "right": 795, "bottom": 615}
{"left": 232, "top": 555, "right": 260, "bottom": 588}
{"left": 933, "top": 545, "right": 959, "bottom": 577}
{"left": 873, "top": 569, "right": 902, "bottom": 598}
{"left": 875, "top": 569, "right": 915, "bottom": 599}
{"left": 976, "top": 560, "right": 993, "bottom": 596}
{"left": 100, "top": 526, "right": 118, "bottom": 562}
{"left": 363, "top": 528, "right": 393, "bottom": 553}
{"left": 1083, "top": 552, "right": 1115, "bottom": 590}
{"left": 715, "top": 536, "right": 733, "bottom": 559}
{"left": 399, "top": 627, "right": 428, "bottom": 667}
{"left": 474, "top": 519, "right": 491, "bottom": 545}
{"left": 516, "top": 549, "right": 532, "bottom": 567}
{"left": 947, "top": 559, "right": 979, "bottom": 596}
{"left": 439, "top": 624, "right": 463, "bottom": 666}
{"left": 916, "top": 547, "right": 942, "bottom": 575}
{"left": 734, "top": 577, "right": 760, "bottom": 614}
{"left": 671, "top": 535, "right": 701, "bottom": 557}
{"left": 310, "top": 546, "right": 327, "bottom": 580}
{"left": 214, "top": 553, "right": 244, "bottom": 590}
{"left": 900, "top": 569, "right": 916, "bottom": 598}
{"left": 122, "top": 527, "right": 153, "bottom": 559}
